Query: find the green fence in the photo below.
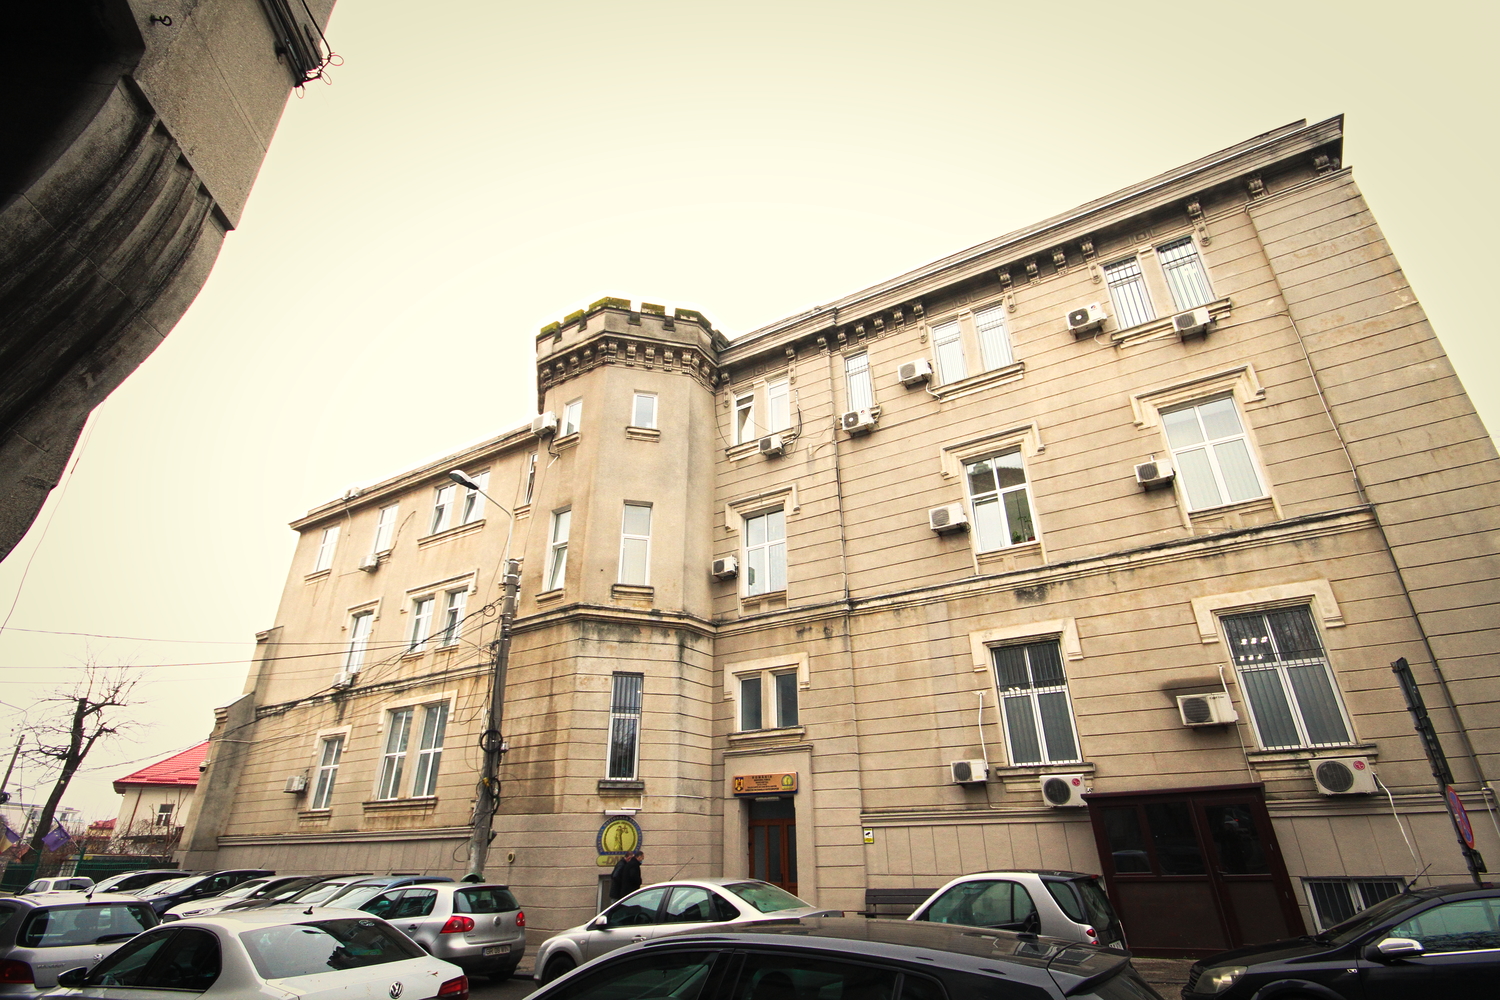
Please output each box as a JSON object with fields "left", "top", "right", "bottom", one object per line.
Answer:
{"left": 0, "top": 855, "right": 175, "bottom": 892}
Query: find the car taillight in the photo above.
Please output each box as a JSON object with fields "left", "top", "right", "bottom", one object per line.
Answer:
{"left": 515, "top": 910, "right": 525, "bottom": 928}
{"left": 0, "top": 960, "right": 33, "bottom": 984}
{"left": 440, "top": 915, "right": 475, "bottom": 934}
{"left": 1085, "top": 927, "right": 1097, "bottom": 941}
{"left": 438, "top": 975, "right": 469, "bottom": 1000}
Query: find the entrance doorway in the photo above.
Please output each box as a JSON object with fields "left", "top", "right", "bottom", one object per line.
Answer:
{"left": 1086, "top": 784, "right": 1304, "bottom": 956}
{"left": 748, "top": 797, "right": 797, "bottom": 894}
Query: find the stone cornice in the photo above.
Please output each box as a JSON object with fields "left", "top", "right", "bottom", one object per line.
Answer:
{"left": 535, "top": 323, "right": 722, "bottom": 398}
{"left": 510, "top": 601, "right": 718, "bottom": 640}
{"left": 218, "top": 827, "right": 470, "bottom": 847}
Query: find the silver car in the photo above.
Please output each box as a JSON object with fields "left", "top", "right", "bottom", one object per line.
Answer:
{"left": 16, "top": 881, "right": 93, "bottom": 897}
{"left": 907, "top": 869, "right": 1127, "bottom": 948}
{"left": 533, "top": 878, "right": 838, "bottom": 983}
{"left": 357, "top": 883, "right": 524, "bottom": 980}
{"left": 0, "top": 894, "right": 157, "bottom": 998}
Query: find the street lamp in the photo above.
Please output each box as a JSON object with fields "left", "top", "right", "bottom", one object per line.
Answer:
{"left": 448, "top": 469, "right": 519, "bottom": 881}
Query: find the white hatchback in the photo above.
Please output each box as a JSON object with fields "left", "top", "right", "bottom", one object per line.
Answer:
{"left": 41, "top": 906, "right": 470, "bottom": 1000}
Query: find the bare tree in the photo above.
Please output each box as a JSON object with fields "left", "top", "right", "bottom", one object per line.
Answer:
{"left": 24, "top": 668, "right": 137, "bottom": 854}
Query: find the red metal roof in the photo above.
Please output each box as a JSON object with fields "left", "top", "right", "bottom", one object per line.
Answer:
{"left": 112, "top": 741, "right": 209, "bottom": 792}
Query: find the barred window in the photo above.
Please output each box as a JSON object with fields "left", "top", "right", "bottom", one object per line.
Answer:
{"left": 1223, "top": 607, "right": 1352, "bottom": 749}
{"left": 845, "top": 353, "right": 873, "bottom": 411}
{"left": 992, "top": 641, "right": 1080, "bottom": 765}
{"left": 1104, "top": 257, "right": 1155, "bottom": 329}
{"left": 608, "top": 673, "right": 644, "bottom": 779}
{"left": 1157, "top": 236, "right": 1214, "bottom": 311}
{"left": 975, "top": 304, "right": 1013, "bottom": 370}
{"left": 1304, "top": 878, "right": 1403, "bottom": 932}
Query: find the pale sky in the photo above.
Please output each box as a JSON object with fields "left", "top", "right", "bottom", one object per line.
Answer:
{"left": 1, "top": 0, "right": 1495, "bottom": 821}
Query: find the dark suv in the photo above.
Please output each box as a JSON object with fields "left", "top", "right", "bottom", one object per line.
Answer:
{"left": 136, "top": 869, "right": 273, "bottom": 915}
{"left": 1183, "top": 882, "right": 1499, "bottom": 998}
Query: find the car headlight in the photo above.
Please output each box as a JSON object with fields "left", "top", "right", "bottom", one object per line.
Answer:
{"left": 1199, "top": 966, "right": 1246, "bottom": 994}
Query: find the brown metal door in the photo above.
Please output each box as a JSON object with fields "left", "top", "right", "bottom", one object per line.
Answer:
{"left": 1087, "top": 784, "right": 1303, "bottom": 957}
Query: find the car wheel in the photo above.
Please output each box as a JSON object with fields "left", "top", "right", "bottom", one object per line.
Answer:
{"left": 542, "top": 955, "right": 576, "bottom": 983}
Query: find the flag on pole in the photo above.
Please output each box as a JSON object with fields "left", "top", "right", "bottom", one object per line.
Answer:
{"left": 0, "top": 821, "right": 15, "bottom": 852}
{"left": 41, "top": 823, "right": 71, "bottom": 852}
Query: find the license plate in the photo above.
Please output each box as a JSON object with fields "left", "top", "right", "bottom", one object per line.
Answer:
{"left": 482, "top": 945, "right": 510, "bottom": 956}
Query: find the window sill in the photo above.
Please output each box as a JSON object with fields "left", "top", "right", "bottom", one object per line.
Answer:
{"left": 362, "top": 797, "right": 438, "bottom": 812}
{"left": 974, "top": 541, "right": 1043, "bottom": 571}
{"left": 740, "top": 590, "right": 788, "bottom": 613}
{"left": 1186, "top": 495, "right": 1277, "bottom": 532}
{"left": 536, "top": 588, "right": 565, "bottom": 605}
{"left": 1109, "top": 297, "right": 1232, "bottom": 349}
{"left": 725, "top": 429, "right": 795, "bottom": 461}
{"left": 304, "top": 568, "right": 332, "bottom": 583}
{"left": 598, "top": 779, "right": 645, "bottom": 793}
{"left": 553, "top": 432, "right": 580, "bottom": 452}
{"left": 929, "top": 361, "right": 1025, "bottom": 402}
{"left": 989, "top": 761, "right": 1094, "bottom": 779}
{"left": 625, "top": 426, "right": 661, "bottom": 442}
{"left": 1245, "top": 743, "right": 1375, "bottom": 763}
{"left": 729, "top": 726, "right": 806, "bottom": 746}
{"left": 417, "top": 519, "right": 485, "bottom": 549}
{"left": 611, "top": 583, "right": 654, "bottom": 604}
{"left": 297, "top": 809, "right": 332, "bottom": 820}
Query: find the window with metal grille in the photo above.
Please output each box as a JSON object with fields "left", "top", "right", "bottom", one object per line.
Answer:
{"left": 608, "top": 673, "right": 643, "bottom": 779}
{"left": 1158, "top": 236, "right": 1214, "bottom": 310}
{"left": 1223, "top": 607, "right": 1353, "bottom": 749}
{"left": 845, "top": 353, "right": 873, "bottom": 411}
{"left": 963, "top": 450, "right": 1037, "bottom": 551}
{"left": 311, "top": 735, "right": 343, "bottom": 810}
{"left": 410, "top": 702, "right": 448, "bottom": 797}
{"left": 1304, "top": 878, "right": 1403, "bottom": 931}
{"left": 1162, "top": 396, "right": 1265, "bottom": 510}
{"left": 992, "top": 641, "right": 1080, "bottom": 765}
{"left": 975, "top": 304, "right": 1013, "bottom": 370}
{"left": 1104, "top": 257, "right": 1155, "bottom": 329}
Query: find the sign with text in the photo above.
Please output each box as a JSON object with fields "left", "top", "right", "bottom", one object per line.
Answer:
{"left": 733, "top": 771, "right": 798, "bottom": 796}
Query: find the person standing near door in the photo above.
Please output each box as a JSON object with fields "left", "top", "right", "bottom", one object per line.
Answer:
{"left": 609, "top": 850, "right": 644, "bottom": 900}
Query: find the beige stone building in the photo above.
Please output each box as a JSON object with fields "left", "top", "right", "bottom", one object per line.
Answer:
{"left": 181, "top": 116, "right": 1500, "bottom": 956}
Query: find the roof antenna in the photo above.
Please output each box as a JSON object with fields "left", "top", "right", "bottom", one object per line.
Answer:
{"left": 304, "top": 905, "right": 315, "bottom": 915}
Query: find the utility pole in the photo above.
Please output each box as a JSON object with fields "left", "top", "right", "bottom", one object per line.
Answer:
{"left": 465, "top": 558, "right": 519, "bottom": 880}
{"left": 0, "top": 736, "right": 21, "bottom": 805}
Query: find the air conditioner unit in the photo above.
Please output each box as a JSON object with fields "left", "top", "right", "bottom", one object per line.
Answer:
{"left": 711, "top": 556, "right": 739, "bottom": 579}
{"left": 950, "top": 760, "right": 989, "bottom": 784}
{"left": 1135, "top": 458, "right": 1176, "bottom": 489}
{"left": 1066, "top": 303, "right": 1108, "bottom": 335}
{"left": 1172, "top": 307, "right": 1213, "bottom": 339}
{"left": 759, "top": 434, "right": 785, "bottom": 456}
{"left": 531, "top": 411, "right": 558, "bottom": 437}
{"left": 283, "top": 774, "right": 308, "bottom": 794}
{"left": 897, "top": 358, "right": 933, "bottom": 386}
{"left": 1040, "top": 773, "right": 1089, "bottom": 807}
{"left": 331, "top": 669, "right": 357, "bottom": 690}
{"left": 928, "top": 504, "right": 970, "bottom": 534}
{"left": 841, "top": 409, "right": 877, "bottom": 435}
{"left": 1312, "top": 756, "right": 1377, "bottom": 796}
{"left": 357, "top": 553, "right": 381, "bottom": 573}
{"left": 1177, "top": 692, "right": 1238, "bottom": 727}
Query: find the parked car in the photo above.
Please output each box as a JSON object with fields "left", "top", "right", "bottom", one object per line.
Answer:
{"left": 529, "top": 915, "right": 1161, "bottom": 1000}
{"left": 135, "top": 870, "right": 273, "bottom": 915}
{"left": 212, "top": 874, "right": 357, "bottom": 913}
{"left": 16, "top": 880, "right": 92, "bottom": 897}
{"left": 86, "top": 872, "right": 188, "bottom": 897}
{"left": 357, "top": 882, "right": 523, "bottom": 980}
{"left": 907, "top": 869, "right": 1128, "bottom": 949}
{"left": 0, "top": 893, "right": 157, "bottom": 998}
{"left": 321, "top": 875, "right": 454, "bottom": 911}
{"left": 1182, "top": 882, "right": 1500, "bottom": 999}
{"left": 41, "top": 906, "right": 469, "bottom": 1000}
{"left": 534, "top": 878, "right": 840, "bottom": 983}
{"left": 164, "top": 875, "right": 315, "bottom": 919}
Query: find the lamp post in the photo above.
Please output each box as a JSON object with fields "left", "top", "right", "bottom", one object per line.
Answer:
{"left": 448, "top": 469, "right": 519, "bottom": 881}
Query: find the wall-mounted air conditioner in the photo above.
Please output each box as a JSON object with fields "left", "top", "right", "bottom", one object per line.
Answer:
{"left": 1312, "top": 756, "right": 1377, "bottom": 795}
{"left": 1172, "top": 307, "right": 1213, "bottom": 339}
{"left": 897, "top": 358, "right": 933, "bottom": 386}
{"left": 1177, "top": 692, "right": 1238, "bottom": 727}
{"left": 841, "top": 409, "right": 877, "bottom": 435}
{"left": 759, "top": 434, "right": 785, "bottom": 457}
{"left": 358, "top": 553, "right": 381, "bottom": 573}
{"left": 711, "top": 556, "right": 739, "bottom": 579}
{"left": 532, "top": 411, "right": 558, "bottom": 437}
{"left": 1135, "top": 458, "right": 1175, "bottom": 489}
{"left": 1066, "top": 303, "right": 1107, "bottom": 336}
{"left": 950, "top": 760, "right": 988, "bottom": 784}
{"left": 928, "top": 504, "right": 969, "bottom": 534}
{"left": 283, "top": 774, "right": 308, "bottom": 793}
{"left": 331, "top": 669, "right": 357, "bottom": 690}
{"left": 1040, "top": 774, "right": 1089, "bottom": 807}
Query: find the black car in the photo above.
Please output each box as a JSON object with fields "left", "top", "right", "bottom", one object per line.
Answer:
{"left": 1182, "top": 882, "right": 1500, "bottom": 998}
{"left": 532, "top": 916, "right": 1163, "bottom": 1000}
{"left": 137, "top": 868, "right": 274, "bottom": 914}
{"left": 89, "top": 869, "right": 194, "bottom": 895}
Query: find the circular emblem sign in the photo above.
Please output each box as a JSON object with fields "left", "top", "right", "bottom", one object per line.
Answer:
{"left": 389, "top": 983, "right": 404, "bottom": 999}
{"left": 595, "top": 816, "right": 642, "bottom": 865}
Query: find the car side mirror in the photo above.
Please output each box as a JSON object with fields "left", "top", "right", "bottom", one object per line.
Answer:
{"left": 56, "top": 967, "right": 89, "bottom": 988}
{"left": 1366, "top": 937, "right": 1424, "bottom": 961}
{"left": 160, "top": 913, "right": 180, "bottom": 923}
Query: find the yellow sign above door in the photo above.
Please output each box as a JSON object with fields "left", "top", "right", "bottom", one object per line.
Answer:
{"left": 732, "top": 771, "right": 798, "bottom": 796}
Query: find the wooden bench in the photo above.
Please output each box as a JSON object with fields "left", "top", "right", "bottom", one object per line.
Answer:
{"left": 862, "top": 888, "right": 938, "bottom": 918}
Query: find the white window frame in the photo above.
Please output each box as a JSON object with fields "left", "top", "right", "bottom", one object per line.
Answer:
{"left": 313, "top": 526, "right": 339, "bottom": 572}
{"left": 990, "top": 639, "right": 1082, "bottom": 766}
{"left": 310, "top": 734, "right": 344, "bottom": 810}
{"left": 430, "top": 484, "right": 455, "bottom": 534}
{"left": 522, "top": 453, "right": 537, "bottom": 506}
{"left": 618, "top": 502, "right": 652, "bottom": 586}
{"left": 931, "top": 319, "right": 967, "bottom": 384}
{"left": 409, "top": 701, "right": 449, "bottom": 798}
{"left": 1220, "top": 605, "right": 1355, "bottom": 751}
{"left": 459, "top": 470, "right": 488, "bottom": 525}
{"left": 632, "top": 392, "right": 658, "bottom": 429}
{"left": 545, "top": 509, "right": 571, "bottom": 591}
{"left": 344, "top": 610, "right": 374, "bottom": 675}
{"left": 1161, "top": 396, "right": 1267, "bottom": 512}
{"left": 439, "top": 588, "right": 468, "bottom": 647}
{"left": 845, "top": 353, "right": 873, "bottom": 411}
{"left": 1104, "top": 255, "right": 1156, "bottom": 329}
{"left": 154, "top": 803, "right": 174, "bottom": 827}
{"left": 742, "top": 508, "right": 786, "bottom": 597}
{"left": 1157, "top": 235, "right": 1215, "bottom": 311}
{"left": 372, "top": 504, "right": 398, "bottom": 554}
{"left": 409, "top": 595, "right": 435, "bottom": 652}
{"left": 734, "top": 393, "right": 755, "bottom": 444}
{"left": 606, "top": 672, "right": 643, "bottom": 779}
{"left": 975, "top": 304, "right": 1013, "bottom": 370}
{"left": 766, "top": 378, "right": 790, "bottom": 433}
{"left": 376, "top": 707, "right": 414, "bottom": 800}
{"left": 962, "top": 449, "right": 1038, "bottom": 552}
{"left": 562, "top": 399, "right": 583, "bottom": 436}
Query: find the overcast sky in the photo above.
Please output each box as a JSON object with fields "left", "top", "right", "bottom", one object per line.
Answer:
{"left": 1, "top": 0, "right": 1495, "bottom": 821}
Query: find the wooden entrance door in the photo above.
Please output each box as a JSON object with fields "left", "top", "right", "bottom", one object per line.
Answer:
{"left": 748, "top": 797, "right": 797, "bottom": 894}
{"left": 1086, "top": 784, "right": 1303, "bottom": 957}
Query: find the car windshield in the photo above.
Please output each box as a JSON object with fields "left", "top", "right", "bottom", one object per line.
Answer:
{"left": 18, "top": 904, "right": 155, "bottom": 947}
{"left": 291, "top": 880, "right": 361, "bottom": 905}
{"left": 221, "top": 879, "right": 270, "bottom": 899}
{"left": 1322, "top": 891, "right": 1419, "bottom": 946}
{"left": 723, "top": 882, "right": 809, "bottom": 913}
{"left": 323, "top": 884, "right": 390, "bottom": 909}
{"left": 144, "top": 876, "right": 200, "bottom": 896}
{"left": 239, "top": 918, "right": 425, "bottom": 980}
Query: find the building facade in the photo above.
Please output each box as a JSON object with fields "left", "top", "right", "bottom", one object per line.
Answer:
{"left": 181, "top": 117, "right": 1500, "bottom": 956}
{"left": 112, "top": 741, "right": 208, "bottom": 848}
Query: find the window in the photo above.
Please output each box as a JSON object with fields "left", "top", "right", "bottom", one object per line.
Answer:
{"left": 1158, "top": 236, "right": 1214, "bottom": 311}
{"left": 931, "top": 319, "right": 966, "bottom": 384}
{"left": 1390, "top": 898, "right": 1500, "bottom": 954}
{"left": 409, "top": 596, "right": 434, "bottom": 651}
{"left": 154, "top": 803, "right": 174, "bottom": 827}
{"left": 1223, "top": 606, "right": 1352, "bottom": 749}
{"left": 743, "top": 509, "right": 786, "bottom": 596}
{"left": 344, "top": 611, "right": 374, "bottom": 675}
{"left": 845, "top": 353, "right": 873, "bottom": 411}
{"left": 923, "top": 879, "right": 1038, "bottom": 932}
{"left": 459, "top": 470, "right": 488, "bottom": 525}
{"left": 734, "top": 393, "right": 755, "bottom": 444}
{"left": 618, "top": 503, "right": 652, "bottom": 585}
{"left": 439, "top": 588, "right": 467, "bottom": 646}
{"left": 607, "top": 672, "right": 643, "bottom": 779}
{"left": 992, "top": 641, "right": 1080, "bottom": 765}
{"left": 562, "top": 399, "right": 582, "bottom": 436}
{"left": 311, "top": 735, "right": 343, "bottom": 810}
{"left": 410, "top": 702, "right": 448, "bottom": 797}
{"left": 372, "top": 504, "right": 398, "bottom": 553}
{"left": 975, "top": 304, "right": 1013, "bottom": 370}
{"left": 376, "top": 708, "right": 414, "bottom": 800}
{"left": 737, "top": 670, "right": 798, "bottom": 731}
{"left": 767, "top": 379, "right": 790, "bottom": 432}
{"left": 964, "top": 450, "right": 1036, "bottom": 551}
{"left": 632, "top": 392, "right": 657, "bottom": 429}
{"left": 313, "top": 526, "right": 339, "bottom": 572}
{"left": 545, "top": 509, "right": 570, "bottom": 591}
{"left": 523, "top": 453, "right": 537, "bottom": 505}
{"left": 1104, "top": 256, "right": 1155, "bottom": 329}
{"left": 430, "top": 484, "right": 455, "bottom": 534}
{"left": 1162, "top": 397, "right": 1265, "bottom": 511}
{"left": 1303, "top": 878, "right": 1403, "bottom": 932}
